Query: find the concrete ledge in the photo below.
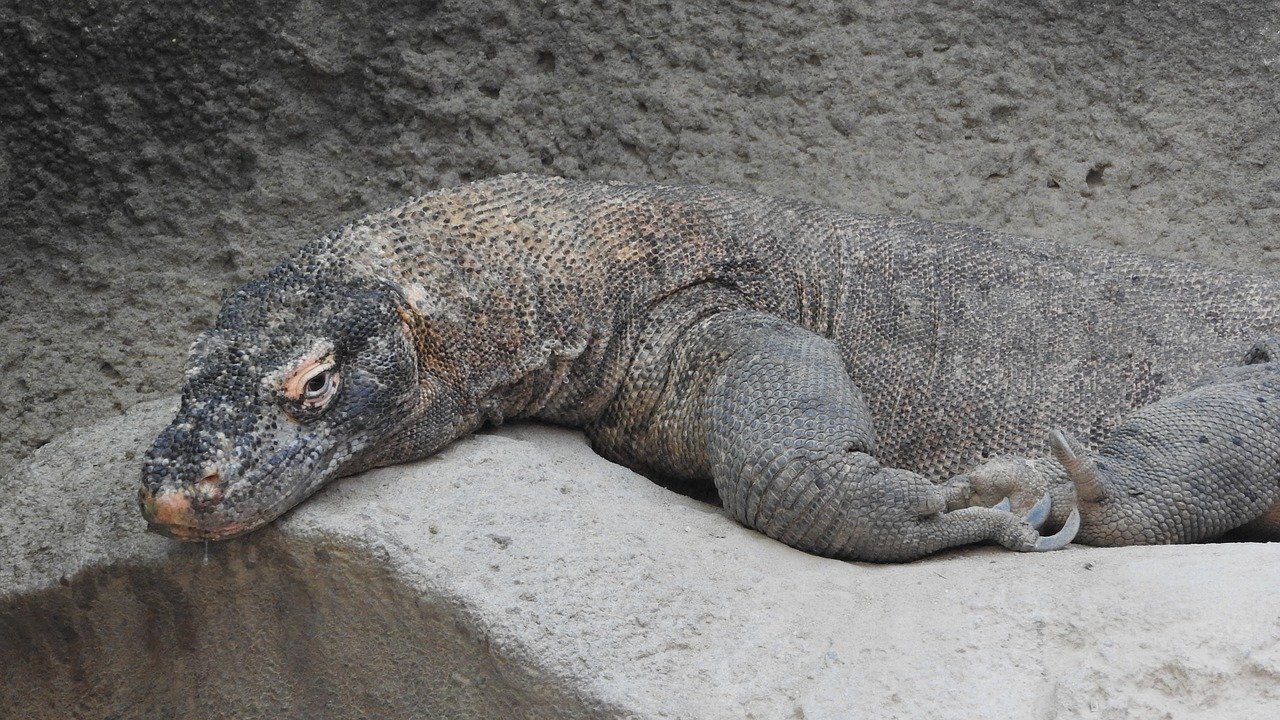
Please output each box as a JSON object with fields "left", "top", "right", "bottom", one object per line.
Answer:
{"left": 3, "top": 399, "right": 1279, "bottom": 718}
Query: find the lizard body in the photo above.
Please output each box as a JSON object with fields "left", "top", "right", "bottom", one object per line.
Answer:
{"left": 139, "top": 175, "right": 1280, "bottom": 560}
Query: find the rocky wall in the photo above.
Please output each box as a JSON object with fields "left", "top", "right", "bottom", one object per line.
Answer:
{"left": 3, "top": 0, "right": 1279, "bottom": 476}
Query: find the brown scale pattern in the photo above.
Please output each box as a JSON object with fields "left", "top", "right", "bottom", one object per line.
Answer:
{"left": 143, "top": 174, "right": 1280, "bottom": 559}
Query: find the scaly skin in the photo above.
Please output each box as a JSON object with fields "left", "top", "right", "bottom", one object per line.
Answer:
{"left": 140, "top": 174, "right": 1280, "bottom": 560}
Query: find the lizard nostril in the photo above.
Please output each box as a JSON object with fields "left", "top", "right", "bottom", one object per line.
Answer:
{"left": 196, "top": 467, "right": 224, "bottom": 503}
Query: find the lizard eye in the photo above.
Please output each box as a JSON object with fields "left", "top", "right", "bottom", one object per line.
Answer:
{"left": 289, "top": 361, "right": 339, "bottom": 408}
{"left": 304, "top": 370, "right": 333, "bottom": 398}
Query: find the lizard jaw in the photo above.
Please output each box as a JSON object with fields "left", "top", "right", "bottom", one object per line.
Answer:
{"left": 139, "top": 481, "right": 312, "bottom": 541}
{"left": 139, "top": 485, "right": 251, "bottom": 540}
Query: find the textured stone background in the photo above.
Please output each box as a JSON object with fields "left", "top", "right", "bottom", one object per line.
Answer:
{"left": 3, "top": 0, "right": 1280, "bottom": 477}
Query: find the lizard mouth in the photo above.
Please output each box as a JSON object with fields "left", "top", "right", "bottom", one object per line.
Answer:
{"left": 140, "top": 436, "right": 340, "bottom": 542}
{"left": 139, "top": 485, "right": 253, "bottom": 540}
{"left": 147, "top": 517, "right": 251, "bottom": 541}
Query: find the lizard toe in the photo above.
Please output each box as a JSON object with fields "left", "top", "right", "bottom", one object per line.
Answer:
{"left": 1024, "top": 491, "right": 1053, "bottom": 531}
{"left": 991, "top": 493, "right": 1079, "bottom": 552}
{"left": 1032, "top": 507, "right": 1081, "bottom": 551}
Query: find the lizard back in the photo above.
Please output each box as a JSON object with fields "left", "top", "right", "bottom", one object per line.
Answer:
{"left": 333, "top": 175, "right": 1280, "bottom": 479}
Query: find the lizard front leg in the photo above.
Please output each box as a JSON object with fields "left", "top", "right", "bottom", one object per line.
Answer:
{"left": 587, "top": 291, "right": 1076, "bottom": 562}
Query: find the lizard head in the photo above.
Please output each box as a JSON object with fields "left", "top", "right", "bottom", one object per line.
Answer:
{"left": 139, "top": 261, "right": 469, "bottom": 541}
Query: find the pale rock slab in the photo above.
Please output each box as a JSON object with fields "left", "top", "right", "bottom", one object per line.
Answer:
{"left": 2, "top": 399, "right": 1277, "bottom": 718}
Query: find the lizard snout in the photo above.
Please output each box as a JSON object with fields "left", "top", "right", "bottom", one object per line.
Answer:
{"left": 139, "top": 466, "right": 243, "bottom": 540}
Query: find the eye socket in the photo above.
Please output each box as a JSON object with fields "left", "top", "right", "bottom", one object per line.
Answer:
{"left": 289, "top": 361, "right": 339, "bottom": 408}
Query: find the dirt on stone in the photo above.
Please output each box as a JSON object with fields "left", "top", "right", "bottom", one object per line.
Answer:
{"left": 3, "top": 0, "right": 1280, "bottom": 477}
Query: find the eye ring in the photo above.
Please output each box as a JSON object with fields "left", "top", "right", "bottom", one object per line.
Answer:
{"left": 294, "top": 361, "right": 339, "bottom": 407}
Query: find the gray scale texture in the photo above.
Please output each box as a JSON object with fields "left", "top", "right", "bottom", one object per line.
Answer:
{"left": 141, "top": 174, "right": 1280, "bottom": 560}
{"left": 1064, "top": 359, "right": 1280, "bottom": 545}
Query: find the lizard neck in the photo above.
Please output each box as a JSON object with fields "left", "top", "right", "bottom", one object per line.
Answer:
{"left": 389, "top": 281, "right": 608, "bottom": 429}
{"left": 476, "top": 333, "right": 612, "bottom": 427}
{"left": 365, "top": 243, "right": 617, "bottom": 431}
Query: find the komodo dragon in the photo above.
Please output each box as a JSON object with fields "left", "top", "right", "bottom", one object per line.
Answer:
{"left": 139, "top": 174, "right": 1280, "bottom": 561}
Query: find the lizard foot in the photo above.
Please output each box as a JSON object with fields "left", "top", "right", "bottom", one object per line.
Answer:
{"left": 948, "top": 457, "right": 1048, "bottom": 513}
{"left": 946, "top": 451, "right": 1081, "bottom": 534}
{"left": 1047, "top": 429, "right": 1108, "bottom": 504}
{"left": 1023, "top": 491, "right": 1053, "bottom": 530}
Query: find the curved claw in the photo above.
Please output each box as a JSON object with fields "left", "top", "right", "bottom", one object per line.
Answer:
{"left": 1024, "top": 492, "right": 1053, "bottom": 531}
{"left": 1048, "top": 429, "right": 1108, "bottom": 502}
{"left": 1047, "top": 429, "right": 1082, "bottom": 470}
{"left": 991, "top": 497, "right": 1011, "bottom": 513}
{"left": 1032, "top": 507, "right": 1081, "bottom": 551}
